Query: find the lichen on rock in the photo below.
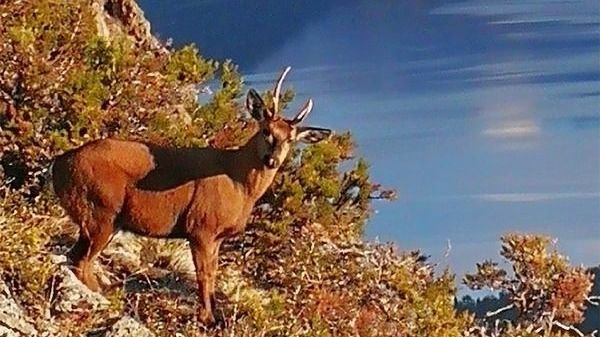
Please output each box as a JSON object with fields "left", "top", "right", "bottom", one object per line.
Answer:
{"left": 0, "top": 280, "right": 38, "bottom": 337}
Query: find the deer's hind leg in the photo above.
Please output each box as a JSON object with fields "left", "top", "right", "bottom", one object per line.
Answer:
{"left": 68, "top": 207, "right": 117, "bottom": 292}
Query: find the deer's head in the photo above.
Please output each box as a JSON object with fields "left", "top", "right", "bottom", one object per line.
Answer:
{"left": 246, "top": 66, "right": 332, "bottom": 169}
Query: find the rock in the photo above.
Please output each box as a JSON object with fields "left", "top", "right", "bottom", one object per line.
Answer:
{"left": 48, "top": 253, "right": 67, "bottom": 265}
{"left": 104, "top": 316, "right": 155, "bottom": 337}
{"left": 160, "top": 241, "right": 194, "bottom": 276}
{"left": 52, "top": 265, "right": 110, "bottom": 314}
{"left": 0, "top": 280, "right": 38, "bottom": 337}
{"left": 92, "top": 0, "right": 165, "bottom": 52}
{"left": 103, "top": 232, "right": 143, "bottom": 272}
{"left": 0, "top": 326, "right": 22, "bottom": 337}
{"left": 92, "top": 0, "right": 111, "bottom": 39}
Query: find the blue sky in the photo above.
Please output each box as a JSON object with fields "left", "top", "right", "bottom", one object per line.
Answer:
{"left": 139, "top": 0, "right": 600, "bottom": 284}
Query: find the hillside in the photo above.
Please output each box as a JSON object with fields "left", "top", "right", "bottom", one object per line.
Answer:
{"left": 0, "top": 1, "right": 596, "bottom": 336}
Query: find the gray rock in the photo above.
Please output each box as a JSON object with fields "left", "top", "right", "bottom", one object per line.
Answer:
{"left": 51, "top": 265, "right": 110, "bottom": 313}
{"left": 104, "top": 316, "right": 155, "bottom": 337}
{"left": 103, "top": 232, "right": 143, "bottom": 272}
{"left": 48, "top": 254, "right": 67, "bottom": 265}
{"left": 0, "top": 280, "right": 38, "bottom": 337}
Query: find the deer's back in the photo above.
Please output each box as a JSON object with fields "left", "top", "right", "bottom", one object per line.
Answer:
{"left": 51, "top": 138, "right": 251, "bottom": 238}
{"left": 52, "top": 139, "right": 156, "bottom": 214}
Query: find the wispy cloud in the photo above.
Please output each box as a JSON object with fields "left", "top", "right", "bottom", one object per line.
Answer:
{"left": 482, "top": 119, "right": 541, "bottom": 138}
{"left": 474, "top": 192, "right": 600, "bottom": 203}
{"left": 431, "top": 0, "right": 600, "bottom": 25}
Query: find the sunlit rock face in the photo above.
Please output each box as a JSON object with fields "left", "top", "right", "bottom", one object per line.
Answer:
{"left": 93, "top": 0, "right": 164, "bottom": 50}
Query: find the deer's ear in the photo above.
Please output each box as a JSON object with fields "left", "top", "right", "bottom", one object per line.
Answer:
{"left": 246, "top": 89, "right": 273, "bottom": 121}
{"left": 295, "top": 126, "right": 332, "bottom": 144}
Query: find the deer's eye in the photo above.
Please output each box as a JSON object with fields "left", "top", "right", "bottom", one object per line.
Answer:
{"left": 262, "top": 129, "right": 271, "bottom": 137}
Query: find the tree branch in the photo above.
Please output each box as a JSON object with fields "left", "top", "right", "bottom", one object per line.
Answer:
{"left": 553, "top": 321, "right": 585, "bottom": 337}
{"left": 485, "top": 303, "right": 515, "bottom": 318}
{"left": 587, "top": 295, "right": 600, "bottom": 306}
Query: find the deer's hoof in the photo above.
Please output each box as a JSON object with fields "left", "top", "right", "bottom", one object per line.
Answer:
{"left": 72, "top": 267, "right": 101, "bottom": 293}
{"left": 198, "top": 310, "right": 216, "bottom": 328}
{"left": 81, "top": 271, "right": 102, "bottom": 292}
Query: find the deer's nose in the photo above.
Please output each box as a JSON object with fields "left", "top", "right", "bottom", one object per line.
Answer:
{"left": 263, "top": 156, "right": 278, "bottom": 169}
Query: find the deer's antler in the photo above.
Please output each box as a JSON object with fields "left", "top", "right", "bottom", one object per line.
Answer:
{"left": 273, "top": 66, "right": 291, "bottom": 114}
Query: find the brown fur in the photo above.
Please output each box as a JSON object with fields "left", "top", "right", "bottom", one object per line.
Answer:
{"left": 52, "top": 132, "right": 276, "bottom": 321}
{"left": 51, "top": 70, "right": 331, "bottom": 325}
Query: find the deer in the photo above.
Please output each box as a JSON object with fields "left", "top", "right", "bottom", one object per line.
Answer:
{"left": 50, "top": 66, "right": 332, "bottom": 325}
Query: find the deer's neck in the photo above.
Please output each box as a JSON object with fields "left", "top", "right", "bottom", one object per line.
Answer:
{"left": 229, "top": 133, "right": 278, "bottom": 201}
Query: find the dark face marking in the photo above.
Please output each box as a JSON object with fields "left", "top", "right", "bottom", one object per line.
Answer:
{"left": 257, "top": 119, "right": 295, "bottom": 169}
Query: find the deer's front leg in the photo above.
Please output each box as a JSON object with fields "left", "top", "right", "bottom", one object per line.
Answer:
{"left": 190, "top": 238, "right": 217, "bottom": 326}
{"left": 207, "top": 239, "right": 223, "bottom": 312}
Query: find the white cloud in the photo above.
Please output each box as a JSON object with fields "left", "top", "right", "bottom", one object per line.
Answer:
{"left": 482, "top": 119, "right": 541, "bottom": 138}
{"left": 474, "top": 192, "right": 600, "bottom": 202}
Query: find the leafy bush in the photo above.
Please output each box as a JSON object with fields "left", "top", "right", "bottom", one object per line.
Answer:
{"left": 463, "top": 233, "right": 596, "bottom": 337}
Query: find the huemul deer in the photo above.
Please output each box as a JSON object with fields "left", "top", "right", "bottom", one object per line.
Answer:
{"left": 51, "top": 66, "right": 331, "bottom": 325}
